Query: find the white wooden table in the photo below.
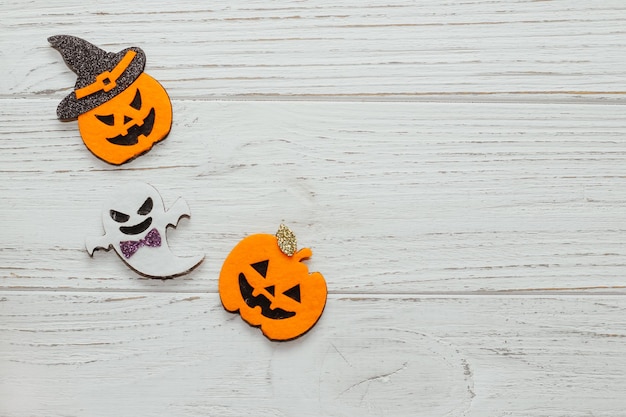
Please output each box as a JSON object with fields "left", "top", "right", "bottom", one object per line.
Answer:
{"left": 2, "top": 1, "right": 626, "bottom": 416}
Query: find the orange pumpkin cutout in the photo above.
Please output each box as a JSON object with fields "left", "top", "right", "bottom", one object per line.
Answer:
{"left": 78, "top": 73, "right": 172, "bottom": 165}
{"left": 219, "top": 225, "right": 327, "bottom": 341}
{"left": 49, "top": 35, "right": 172, "bottom": 165}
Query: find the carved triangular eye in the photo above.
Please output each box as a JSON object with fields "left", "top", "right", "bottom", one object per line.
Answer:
{"left": 130, "top": 89, "right": 142, "bottom": 110}
{"left": 283, "top": 284, "right": 301, "bottom": 303}
{"left": 251, "top": 260, "right": 269, "bottom": 278}
{"left": 96, "top": 114, "right": 115, "bottom": 126}
{"left": 137, "top": 197, "right": 153, "bottom": 215}
{"left": 110, "top": 210, "right": 129, "bottom": 223}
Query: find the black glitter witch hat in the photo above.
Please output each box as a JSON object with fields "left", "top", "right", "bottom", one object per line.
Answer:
{"left": 49, "top": 35, "right": 147, "bottom": 120}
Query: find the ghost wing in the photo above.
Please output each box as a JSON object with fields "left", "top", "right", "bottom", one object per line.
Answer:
{"left": 164, "top": 198, "right": 191, "bottom": 227}
{"left": 85, "top": 234, "right": 113, "bottom": 256}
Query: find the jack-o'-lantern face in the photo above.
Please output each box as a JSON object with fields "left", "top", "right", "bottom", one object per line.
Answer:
{"left": 219, "top": 231, "right": 327, "bottom": 341}
{"left": 77, "top": 73, "right": 172, "bottom": 165}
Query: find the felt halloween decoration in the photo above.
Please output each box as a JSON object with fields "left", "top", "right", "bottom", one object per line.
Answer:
{"left": 219, "top": 224, "right": 327, "bottom": 341}
{"left": 49, "top": 35, "right": 172, "bottom": 165}
{"left": 86, "top": 183, "right": 203, "bottom": 278}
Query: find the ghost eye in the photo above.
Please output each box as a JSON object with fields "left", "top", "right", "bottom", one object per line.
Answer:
{"left": 137, "top": 197, "right": 153, "bottom": 215}
{"left": 96, "top": 114, "right": 115, "bottom": 126}
{"left": 130, "top": 89, "right": 142, "bottom": 110}
{"left": 110, "top": 210, "right": 130, "bottom": 223}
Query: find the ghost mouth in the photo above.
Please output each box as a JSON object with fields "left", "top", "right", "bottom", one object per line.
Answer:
{"left": 119, "top": 217, "right": 153, "bottom": 235}
{"left": 238, "top": 273, "right": 296, "bottom": 320}
{"left": 106, "top": 108, "right": 156, "bottom": 146}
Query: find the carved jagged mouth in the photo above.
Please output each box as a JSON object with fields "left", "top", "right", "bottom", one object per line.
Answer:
{"left": 238, "top": 273, "right": 296, "bottom": 320}
{"left": 119, "top": 217, "right": 152, "bottom": 235}
{"left": 106, "top": 108, "right": 156, "bottom": 146}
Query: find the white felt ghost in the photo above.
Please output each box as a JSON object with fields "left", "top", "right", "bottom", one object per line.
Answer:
{"left": 86, "top": 183, "right": 204, "bottom": 278}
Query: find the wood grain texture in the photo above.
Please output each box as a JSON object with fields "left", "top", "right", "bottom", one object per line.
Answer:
{"left": 2, "top": 1, "right": 626, "bottom": 415}
{"left": 2, "top": 0, "right": 626, "bottom": 99}
{"left": 2, "top": 293, "right": 626, "bottom": 417}
{"left": 2, "top": 99, "right": 626, "bottom": 293}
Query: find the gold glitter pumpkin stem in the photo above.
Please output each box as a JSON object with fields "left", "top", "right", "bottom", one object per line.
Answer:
{"left": 276, "top": 224, "right": 297, "bottom": 256}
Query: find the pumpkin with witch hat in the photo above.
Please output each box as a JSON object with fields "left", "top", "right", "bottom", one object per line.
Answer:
{"left": 49, "top": 35, "right": 172, "bottom": 165}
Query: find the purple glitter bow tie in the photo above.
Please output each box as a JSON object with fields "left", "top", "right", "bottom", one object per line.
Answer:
{"left": 119, "top": 228, "right": 161, "bottom": 259}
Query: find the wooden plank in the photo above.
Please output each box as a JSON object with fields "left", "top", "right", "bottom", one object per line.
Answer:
{"left": 2, "top": 0, "right": 625, "bottom": 99}
{"left": 1, "top": 292, "right": 625, "bottom": 417}
{"left": 3, "top": 2, "right": 625, "bottom": 416}
{"left": 2, "top": 99, "right": 626, "bottom": 293}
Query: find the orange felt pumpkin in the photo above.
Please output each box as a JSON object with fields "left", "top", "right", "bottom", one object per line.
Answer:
{"left": 77, "top": 73, "right": 172, "bottom": 165}
{"left": 49, "top": 35, "right": 173, "bottom": 165}
{"left": 219, "top": 226, "right": 327, "bottom": 341}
